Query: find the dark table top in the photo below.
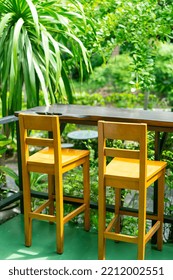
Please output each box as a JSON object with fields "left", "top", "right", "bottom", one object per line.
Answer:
{"left": 16, "top": 104, "right": 173, "bottom": 132}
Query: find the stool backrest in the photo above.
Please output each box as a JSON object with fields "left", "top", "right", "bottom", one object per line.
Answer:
{"left": 19, "top": 113, "right": 61, "bottom": 170}
{"left": 98, "top": 121, "right": 148, "bottom": 181}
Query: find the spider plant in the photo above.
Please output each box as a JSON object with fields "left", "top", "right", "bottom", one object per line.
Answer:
{"left": 0, "top": 0, "right": 92, "bottom": 117}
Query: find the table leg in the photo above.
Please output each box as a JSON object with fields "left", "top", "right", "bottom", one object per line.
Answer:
{"left": 152, "top": 131, "right": 168, "bottom": 243}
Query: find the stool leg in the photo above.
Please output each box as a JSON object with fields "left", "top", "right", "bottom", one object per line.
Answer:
{"left": 98, "top": 180, "right": 106, "bottom": 260}
{"left": 23, "top": 171, "right": 32, "bottom": 247}
{"left": 157, "top": 171, "right": 165, "bottom": 251}
{"left": 55, "top": 173, "right": 64, "bottom": 254}
{"left": 83, "top": 157, "right": 90, "bottom": 231}
{"left": 48, "top": 174, "right": 55, "bottom": 218}
{"left": 137, "top": 186, "right": 147, "bottom": 260}
{"left": 115, "top": 188, "right": 121, "bottom": 233}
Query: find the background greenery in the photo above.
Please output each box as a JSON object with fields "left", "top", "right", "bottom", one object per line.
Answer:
{"left": 1, "top": 0, "right": 173, "bottom": 116}
{"left": 1, "top": 0, "right": 173, "bottom": 240}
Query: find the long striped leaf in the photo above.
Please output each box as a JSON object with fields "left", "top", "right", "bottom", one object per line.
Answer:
{"left": 41, "top": 28, "right": 50, "bottom": 86}
{"left": 0, "top": 13, "right": 13, "bottom": 37}
{"left": 12, "top": 17, "right": 24, "bottom": 75}
{"left": 25, "top": 33, "right": 36, "bottom": 89}
{"left": 61, "top": 67, "right": 73, "bottom": 104}
{"left": 33, "top": 55, "right": 49, "bottom": 106}
{"left": 0, "top": 29, "right": 11, "bottom": 89}
{"left": 46, "top": 32, "right": 62, "bottom": 90}
{"left": 22, "top": 48, "right": 37, "bottom": 107}
{"left": 26, "top": 0, "right": 40, "bottom": 36}
{"left": 66, "top": 31, "right": 90, "bottom": 72}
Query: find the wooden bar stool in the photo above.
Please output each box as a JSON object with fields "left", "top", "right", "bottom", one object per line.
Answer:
{"left": 98, "top": 121, "right": 167, "bottom": 260}
{"left": 19, "top": 113, "right": 90, "bottom": 254}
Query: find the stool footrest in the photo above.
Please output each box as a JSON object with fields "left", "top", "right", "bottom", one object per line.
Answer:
{"left": 104, "top": 215, "right": 161, "bottom": 245}
{"left": 145, "top": 221, "right": 160, "bottom": 244}
{"left": 104, "top": 231, "right": 138, "bottom": 244}
{"left": 64, "top": 204, "right": 86, "bottom": 224}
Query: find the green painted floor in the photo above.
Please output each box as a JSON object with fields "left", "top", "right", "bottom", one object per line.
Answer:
{"left": 0, "top": 215, "right": 173, "bottom": 260}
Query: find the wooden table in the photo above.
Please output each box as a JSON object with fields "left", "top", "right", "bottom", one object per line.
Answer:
{"left": 26, "top": 104, "right": 173, "bottom": 132}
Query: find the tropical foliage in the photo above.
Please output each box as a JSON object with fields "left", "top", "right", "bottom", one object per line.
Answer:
{"left": 1, "top": 0, "right": 173, "bottom": 116}
{"left": 0, "top": 0, "right": 94, "bottom": 116}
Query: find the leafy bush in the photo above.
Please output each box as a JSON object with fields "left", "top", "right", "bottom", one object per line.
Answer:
{"left": 73, "top": 91, "right": 162, "bottom": 109}
{"left": 80, "top": 54, "right": 133, "bottom": 93}
{"left": 154, "top": 42, "right": 173, "bottom": 106}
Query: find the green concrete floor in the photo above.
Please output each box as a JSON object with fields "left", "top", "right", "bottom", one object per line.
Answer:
{"left": 0, "top": 215, "right": 172, "bottom": 260}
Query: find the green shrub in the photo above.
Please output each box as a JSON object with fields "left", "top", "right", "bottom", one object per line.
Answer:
{"left": 154, "top": 42, "right": 173, "bottom": 106}
{"left": 82, "top": 54, "right": 133, "bottom": 93}
{"left": 73, "top": 91, "right": 162, "bottom": 109}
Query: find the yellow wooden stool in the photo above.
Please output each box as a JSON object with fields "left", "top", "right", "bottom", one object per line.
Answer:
{"left": 98, "top": 121, "right": 167, "bottom": 260}
{"left": 19, "top": 113, "right": 90, "bottom": 254}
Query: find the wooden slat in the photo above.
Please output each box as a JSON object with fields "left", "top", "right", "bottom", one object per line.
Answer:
{"left": 63, "top": 196, "right": 84, "bottom": 204}
{"left": 104, "top": 232, "right": 138, "bottom": 244}
{"left": 105, "top": 177, "right": 139, "bottom": 190}
{"left": 103, "top": 121, "right": 147, "bottom": 142}
{"left": 30, "top": 212, "right": 55, "bottom": 222}
{"left": 105, "top": 215, "right": 119, "bottom": 233}
{"left": 33, "top": 200, "right": 51, "bottom": 214}
{"left": 63, "top": 204, "right": 86, "bottom": 224}
{"left": 19, "top": 113, "right": 54, "bottom": 131}
{"left": 119, "top": 210, "right": 159, "bottom": 221}
{"left": 105, "top": 147, "right": 140, "bottom": 159}
{"left": 26, "top": 137, "right": 54, "bottom": 147}
{"left": 145, "top": 221, "right": 160, "bottom": 244}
